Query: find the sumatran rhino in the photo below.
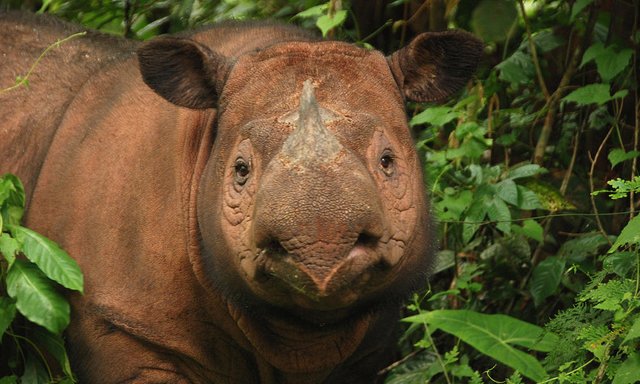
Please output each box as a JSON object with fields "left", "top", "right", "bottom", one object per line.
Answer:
{"left": 0, "top": 11, "right": 482, "bottom": 383}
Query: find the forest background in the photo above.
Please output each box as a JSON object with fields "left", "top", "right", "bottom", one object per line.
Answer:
{"left": 0, "top": 0, "right": 639, "bottom": 383}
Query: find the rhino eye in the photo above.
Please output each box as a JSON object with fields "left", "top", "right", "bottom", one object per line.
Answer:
{"left": 379, "top": 152, "right": 395, "bottom": 176}
{"left": 234, "top": 158, "right": 250, "bottom": 185}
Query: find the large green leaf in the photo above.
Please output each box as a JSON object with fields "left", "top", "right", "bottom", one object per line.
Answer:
{"left": 608, "top": 148, "right": 640, "bottom": 168}
{"left": 612, "top": 352, "right": 640, "bottom": 384}
{"left": 609, "top": 215, "right": 640, "bottom": 252}
{"left": 557, "top": 232, "right": 610, "bottom": 262}
{"left": 316, "top": 10, "right": 347, "bottom": 37}
{"left": 463, "top": 197, "right": 488, "bottom": 244}
{"left": 516, "top": 185, "right": 544, "bottom": 210}
{"left": 487, "top": 197, "right": 511, "bottom": 234}
{"left": 410, "top": 106, "right": 459, "bottom": 127}
{"left": 581, "top": 43, "right": 633, "bottom": 82}
{"left": 563, "top": 83, "right": 628, "bottom": 106}
{"left": 0, "top": 297, "right": 17, "bottom": 338}
{"left": 496, "top": 179, "right": 518, "bottom": 206}
{"left": 603, "top": 251, "right": 636, "bottom": 277}
{"left": 6, "top": 260, "right": 70, "bottom": 334}
{"left": 404, "top": 310, "right": 557, "bottom": 382}
{"left": 8, "top": 225, "right": 83, "bottom": 293}
{"left": 622, "top": 316, "right": 640, "bottom": 345}
{"left": 507, "top": 164, "right": 546, "bottom": 180}
{"left": 529, "top": 256, "right": 566, "bottom": 306}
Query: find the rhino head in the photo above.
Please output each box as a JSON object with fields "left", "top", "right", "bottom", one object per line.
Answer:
{"left": 137, "top": 25, "right": 481, "bottom": 354}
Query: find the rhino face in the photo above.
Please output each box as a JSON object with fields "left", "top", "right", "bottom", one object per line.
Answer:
{"left": 138, "top": 29, "right": 482, "bottom": 323}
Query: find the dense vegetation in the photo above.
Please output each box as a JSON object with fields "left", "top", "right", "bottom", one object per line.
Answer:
{"left": 1, "top": 0, "right": 638, "bottom": 383}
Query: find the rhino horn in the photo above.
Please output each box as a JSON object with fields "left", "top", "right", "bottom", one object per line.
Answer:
{"left": 280, "top": 80, "right": 343, "bottom": 166}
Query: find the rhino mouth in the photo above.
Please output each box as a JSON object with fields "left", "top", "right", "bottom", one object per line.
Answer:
{"left": 248, "top": 237, "right": 392, "bottom": 317}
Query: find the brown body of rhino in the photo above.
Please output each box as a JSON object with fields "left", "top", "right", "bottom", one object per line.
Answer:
{"left": 0, "top": 11, "right": 482, "bottom": 383}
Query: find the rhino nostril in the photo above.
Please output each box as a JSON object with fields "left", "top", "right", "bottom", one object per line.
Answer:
{"left": 264, "top": 240, "right": 287, "bottom": 258}
{"left": 354, "top": 232, "right": 379, "bottom": 249}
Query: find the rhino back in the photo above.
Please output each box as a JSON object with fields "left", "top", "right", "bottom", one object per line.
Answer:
{"left": 190, "top": 20, "right": 318, "bottom": 58}
{"left": 0, "top": 11, "right": 137, "bottom": 201}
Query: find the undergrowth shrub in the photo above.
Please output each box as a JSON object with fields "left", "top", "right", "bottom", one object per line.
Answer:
{"left": 0, "top": 174, "right": 83, "bottom": 383}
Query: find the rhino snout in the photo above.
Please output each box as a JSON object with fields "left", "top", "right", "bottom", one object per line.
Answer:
{"left": 244, "top": 81, "right": 394, "bottom": 309}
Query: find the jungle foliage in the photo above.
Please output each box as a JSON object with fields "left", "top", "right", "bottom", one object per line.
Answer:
{"left": 0, "top": 0, "right": 639, "bottom": 383}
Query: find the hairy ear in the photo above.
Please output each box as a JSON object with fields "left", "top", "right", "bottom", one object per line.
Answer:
{"left": 137, "top": 36, "right": 229, "bottom": 109}
{"left": 387, "top": 30, "right": 483, "bottom": 103}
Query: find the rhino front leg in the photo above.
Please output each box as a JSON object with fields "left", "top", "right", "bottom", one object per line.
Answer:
{"left": 68, "top": 325, "right": 191, "bottom": 383}
{"left": 66, "top": 309, "right": 195, "bottom": 384}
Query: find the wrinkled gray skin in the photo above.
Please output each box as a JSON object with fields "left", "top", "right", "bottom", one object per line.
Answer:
{"left": 0, "top": 11, "right": 482, "bottom": 383}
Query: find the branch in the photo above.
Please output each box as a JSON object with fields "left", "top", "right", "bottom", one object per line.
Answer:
{"left": 532, "top": 6, "right": 597, "bottom": 165}
{"left": 518, "top": 0, "right": 549, "bottom": 100}
{"left": 589, "top": 127, "right": 615, "bottom": 245}
{"left": 0, "top": 31, "right": 87, "bottom": 95}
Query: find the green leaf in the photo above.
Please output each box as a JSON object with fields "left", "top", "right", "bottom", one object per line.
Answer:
{"left": 0, "top": 233, "right": 19, "bottom": 267}
{"left": 463, "top": 198, "right": 488, "bottom": 244}
{"left": 608, "top": 148, "right": 640, "bottom": 168}
{"left": 0, "top": 376, "right": 18, "bottom": 384}
{"left": 385, "top": 353, "right": 437, "bottom": 383}
{"left": 529, "top": 256, "right": 566, "bottom": 306}
{"left": 436, "top": 189, "right": 473, "bottom": 221}
{"left": 582, "top": 43, "right": 634, "bottom": 81}
{"left": 6, "top": 260, "right": 70, "bottom": 334}
{"left": 580, "top": 278, "right": 634, "bottom": 311}
{"left": 487, "top": 197, "right": 511, "bottom": 234}
{"left": 316, "top": 10, "right": 347, "bottom": 37}
{"left": 563, "top": 83, "right": 627, "bottom": 106}
{"left": 514, "top": 219, "right": 544, "bottom": 243}
{"left": 31, "top": 327, "right": 75, "bottom": 379}
{"left": 507, "top": 164, "right": 546, "bottom": 180}
{"left": 9, "top": 225, "right": 83, "bottom": 293}
{"left": 557, "top": 232, "right": 610, "bottom": 262}
{"left": 404, "top": 310, "right": 557, "bottom": 382}
{"left": 20, "top": 349, "right": 50, "bottom": 384}
{"left": 0, "top": 174, "right": 25, "bottom": 226}
{"left": 595, "top": 47, "right": 633, "bottom": 81}
{"left": 571, "top": 0, "right": 595, "bottom": 20}
{"left": 0, "top": 174, "right": 25, "bottom": 208}
{"left": 603, "top": 251, "right": 637, "bottom": 277}
{"left": 580, "top": 42, "right": 607, "bottom": 68}
{"left": 516, "top": 185, "right": 544, "bottom": 210}
{"left": 0, "top": 297, "right": 17, "bottom": 337}
{"left": 496, "top": 51, "right": 534, "bottom": 84}
{"left": 609, "top": 215, "right": 640, "bottom": 252}
{"left": 496, "top": 179, "right": 518, "bottom": 206}
{"left": 293, "top": 3, "right": 327, "bottom": 19}
{"left": 410, "top": 106, "right": 459, "bottom": 127}
{"left": 528, "top": 30, "right": 565, "bottom": 53}
{"left": 612, "top": 351, "right": 640, "bottom": 384}
{"left": 622, "top": 316, "right": 640, "bottom": 345}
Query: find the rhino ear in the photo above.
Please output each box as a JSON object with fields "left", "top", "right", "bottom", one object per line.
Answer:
{"left": 137, "top": 36, "right": 228, "bottom": 109}
{"left": 387, "top": 30, "right": 483, "bottom": 103}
